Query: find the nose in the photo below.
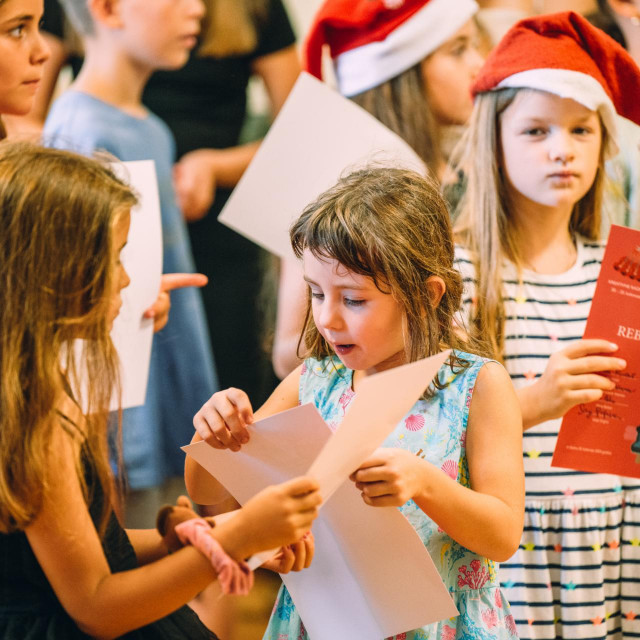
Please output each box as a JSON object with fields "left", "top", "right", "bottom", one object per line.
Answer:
{"left": 32, "top": 30, "right": 51, "bottom": 66}
{"left": 549, "top": 130, "right": 575, "bottom": 164}
{"left": 190, "top": 0, "right": 206, "bottom": 20}
{"left": 315, "top": 297, "right": 343, "bottom": 333}
{"left": 120, "top": 266, "right": 131, "bottom": 292}
{"left": 468, "top": 47, "right": 484, "bottom": 79}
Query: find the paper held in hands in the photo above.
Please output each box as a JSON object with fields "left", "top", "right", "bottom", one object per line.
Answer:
{"left": 183, "top": 351, "right": 458, "bottom": 640}
{"left": 553, "top": 225, "right": 640, "bottom": 477}
{"left": 217, "top": 71, "right": 426, "bottom": 260}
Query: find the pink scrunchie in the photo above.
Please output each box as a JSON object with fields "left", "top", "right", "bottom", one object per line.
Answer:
{"left": 175, "top": 518, "right": 254, "bottom": 595}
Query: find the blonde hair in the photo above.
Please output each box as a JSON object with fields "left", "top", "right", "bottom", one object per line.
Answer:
{"left": 292, "top": 167, "right": 485, "bottom": 391}
{"left": 453, "top": 88, "right": 606, "bottom": 359}
{"left": 198, "top": 0, "right": 267, "bottom": 58}
{"left": 0, "top": 142, "right": 137, "bottom": 535}
{"left": 351, "top": 64, "right": 443, "bottom": 178}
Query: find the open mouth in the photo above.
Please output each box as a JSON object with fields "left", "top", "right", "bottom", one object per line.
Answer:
{"left": 334, "top": 344, "right": 355, "bottom": 355}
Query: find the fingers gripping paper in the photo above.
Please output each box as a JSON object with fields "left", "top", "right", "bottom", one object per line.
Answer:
{"left": 183, "top": 352, "right": 458, "bottom": 640}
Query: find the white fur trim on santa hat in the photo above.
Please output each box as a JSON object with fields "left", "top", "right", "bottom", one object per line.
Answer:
{"left": 498, "top": 68, "right": 619, "bottom": 155}
{"left": 335, "top": 0, "right": 479, "bottom": 98}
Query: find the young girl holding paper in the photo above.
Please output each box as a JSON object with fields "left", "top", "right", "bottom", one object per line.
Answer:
{"left": 452, "top": 12, "right": 640, "bottom": 638}
{"left": 187, "top": 166, "right": 524, "bottom": 639}
{"left": 0, "top": 141, "right": 322, "bottom": 639}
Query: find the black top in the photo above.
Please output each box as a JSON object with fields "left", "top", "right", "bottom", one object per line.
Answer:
{"left": 142, "top": 0, "right": 296, "bottom": 157}
{"left": 0, "top": 417, "right": 218, "bottom": 639}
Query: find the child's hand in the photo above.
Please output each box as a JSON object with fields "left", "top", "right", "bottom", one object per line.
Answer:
{"left": 156, "top": 495, "right": 202, "bottom": 553}
{"left": 350, "top": 448, "right": 427, "bottom": 507}
{"left": 261, "top": 532, "right": 315, "bottom": 574}
{"left": 143, "top": 273, "right": 208, "bottom": 333}
{"left": 521, "top": 339, "right": 626, "bottom": 427}
{"left": 193, "top": 388, "right": 254, "bottom": 451}
{"left": 174, "top": 149, "right": 217, "bottom": 222}
{"left": 234, "top": 476, "right": 321, "bottom": 557}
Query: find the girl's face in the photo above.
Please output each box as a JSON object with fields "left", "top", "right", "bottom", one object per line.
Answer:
{"left": 0, "top": 0, "right": 49, "bottom": 115}
{"left": 421, "top": 20, "right": 484, "bottom": 125}
{"left": 303, "top": 250, "right": 407, "bottom": 376}
{"left": 108, "top": 210, "right": 131, "bottom": 330}
{"left": 118, "top": 0, "right": 205, "bottom": 70}
{"left": 499, "top": 90, "right": 602, "bottom": 213}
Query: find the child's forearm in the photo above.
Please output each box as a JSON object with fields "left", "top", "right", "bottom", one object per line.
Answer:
{"left": 413, "top": 463, "right": 523, "bottom": 562}
{"left": 184, "top": 433, "right": 234, "bottom": 506}
{"left": 125, "top": 528, "right": 168, "bottom": 565}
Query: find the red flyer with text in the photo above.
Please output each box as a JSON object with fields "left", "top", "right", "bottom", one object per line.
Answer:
{"left": 553, "top": 224, "right": 640, "bottom": 477}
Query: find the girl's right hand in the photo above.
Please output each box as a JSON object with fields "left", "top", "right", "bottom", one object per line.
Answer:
{"left": 520, "top": 339, "right": 626, "bottom": 428}
{"left": 233, "top": 476, "right": 321, "bottom": 558}
{"left": 193, "top": 388, "right": 254, "bottom": 451}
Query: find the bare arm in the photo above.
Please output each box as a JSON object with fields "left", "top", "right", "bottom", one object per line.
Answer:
{"left": 352, "top": 362, "right": 524, "bottom": 562}
{"left": 272, "top": 259, "right": 307, "bottom": 379}
{"left": 27, "top": 421, "right": 319, "bottom": 639}
{"left": 185, "top": 365, "right": 302, "bottom": 504}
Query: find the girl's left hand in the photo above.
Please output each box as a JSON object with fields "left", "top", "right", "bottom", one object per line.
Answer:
{"left": 262, "top": 532, "right": 315, "bottom": 574}
{"left": 350, "top": 448, "right": 427, "bottom": 507}
{"left": 143, "top": 273, "right": 208, "bottom": 333}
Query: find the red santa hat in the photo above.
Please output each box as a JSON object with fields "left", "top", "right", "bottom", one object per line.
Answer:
{"left": 471, "top": 11, "right": 640, "bottom": 151}
{"left": 304, "top": 0, "right": 479, "bottom": 98}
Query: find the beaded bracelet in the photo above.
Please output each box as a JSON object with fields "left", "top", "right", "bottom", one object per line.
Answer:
{"left": 175, "top": 518, "right": 254, "bottom": 595}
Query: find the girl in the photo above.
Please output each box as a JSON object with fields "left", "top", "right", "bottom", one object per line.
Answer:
{"left": 272, "top": 0, "right": 485, "bottom": 380}
{"left": 0, "top": 0, "right": 50, "bottom": 137}
{"left": 187, "top": 167, "right": 525, "bottom": 639}
{"left": 452, "top": 11, "right": 640, "bottom": 639}
{"left": 0, "top": 140, "right": 321, "bottom": 640}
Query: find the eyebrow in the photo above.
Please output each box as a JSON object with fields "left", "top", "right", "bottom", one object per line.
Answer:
{"left": 3, "top": 14, "right": 36, "bottom": 24}
{"left": 303, "top": 276, "right": 368, "bottom": 290}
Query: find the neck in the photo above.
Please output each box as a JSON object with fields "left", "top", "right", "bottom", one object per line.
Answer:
{"left": 510, "top": 195, "right": 577, "bottom": 275}
{"left": 73, "top": 39, "right": 152, "bottom": 118}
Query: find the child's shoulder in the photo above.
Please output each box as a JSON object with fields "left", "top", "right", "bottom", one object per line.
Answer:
{"left": 44, "top": 91, "right": 172, "bottom": 159}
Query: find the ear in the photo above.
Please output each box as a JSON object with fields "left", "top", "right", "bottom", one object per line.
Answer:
{"left": 88, "top": 0, "right": 125, "bottom": 29}
{"left": 426, "top": 275, "right": 446, "bottom": 308}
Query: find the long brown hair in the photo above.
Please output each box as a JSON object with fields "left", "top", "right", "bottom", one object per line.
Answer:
{"left": 0, "top": 142, "right": 137, "bottom": 535}
{"left": 351, "top": 64, "right": 443, "bottom": 178}
{"left": 198, "top": 0, "right": 267, "bottom": 58}
{"left": 453, "top": 88, "right": 606, "bottom": 360}
{"left": 292, "top": 166, "right": 484, "bottom": 390}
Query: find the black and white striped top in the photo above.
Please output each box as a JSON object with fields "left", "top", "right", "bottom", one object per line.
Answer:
{"left": 455, "top": 238, "right": 640, "bottom": 498}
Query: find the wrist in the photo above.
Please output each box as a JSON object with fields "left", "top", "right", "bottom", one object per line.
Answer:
{"left": 210, "top": 510, "right": 254, "bottom": 561}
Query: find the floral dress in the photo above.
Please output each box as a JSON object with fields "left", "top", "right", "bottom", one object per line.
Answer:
{"left": 263, "top": 352, "right": 518, "bottom": 640}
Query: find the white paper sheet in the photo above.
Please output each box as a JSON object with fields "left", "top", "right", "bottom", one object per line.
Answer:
{"left": 110, "top": 160, "right": 162, "bottom": 408}
{"left": 183, "top": 353, "right": 458, "bottom": 639}
{"left": 218, "top": 72, "right": 427, "bottom": 259}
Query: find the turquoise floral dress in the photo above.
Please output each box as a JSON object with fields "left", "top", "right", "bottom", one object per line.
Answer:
{"left": 264, "top": 351, "right": 518, "bottom": 640}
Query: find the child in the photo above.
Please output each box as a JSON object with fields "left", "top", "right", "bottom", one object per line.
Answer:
{"left": 0, "top": 140, "right": 321, "bottom": 639}
{"left": 187, "top": 167, "right": 525, "bottom": 639}
{"left": 452, "top": 12, "right": 640, "bottom": 638}
{"left": 43, "top": 0, "right": 217, "bottom": 526}
{"left": 272, "top": 0, "right": 485, "bottom": 380}
{"left": 0, "top": 0, "right": 50, "bottom": 137}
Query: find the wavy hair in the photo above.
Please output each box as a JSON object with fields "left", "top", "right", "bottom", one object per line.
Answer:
{"left": 0, "top": 142, "right": 137, "bottom": 534}
{"left": 292, "top": 166, "right": 486, "bottom": 393}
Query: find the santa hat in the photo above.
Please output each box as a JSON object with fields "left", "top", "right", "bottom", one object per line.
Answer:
{"left": 471, "top": 11, "right": 640, "bottom": 151}
{"left": 304, "top": 0, "right": 479, "bottom": 98}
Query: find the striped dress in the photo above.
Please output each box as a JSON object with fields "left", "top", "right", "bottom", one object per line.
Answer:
{"left": 455, "top": 238, "right": 640, "bottom": 640}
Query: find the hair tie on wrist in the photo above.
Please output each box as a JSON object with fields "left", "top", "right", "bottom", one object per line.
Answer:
{"left": 175, "top": 518, "right": 254, "bottom": 595}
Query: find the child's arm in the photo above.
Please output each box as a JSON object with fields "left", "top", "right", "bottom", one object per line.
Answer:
{"left": 26, "top": 421, "right": 319, "bottom": 640}
{"left": 516, "top": 339, "right": 627, "bottom": 430}
{"left": 185, "top": 365, "right": 302, "bottom": 505}
{"left": 351, "top": 362, "right": 524, "bottom": 562}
